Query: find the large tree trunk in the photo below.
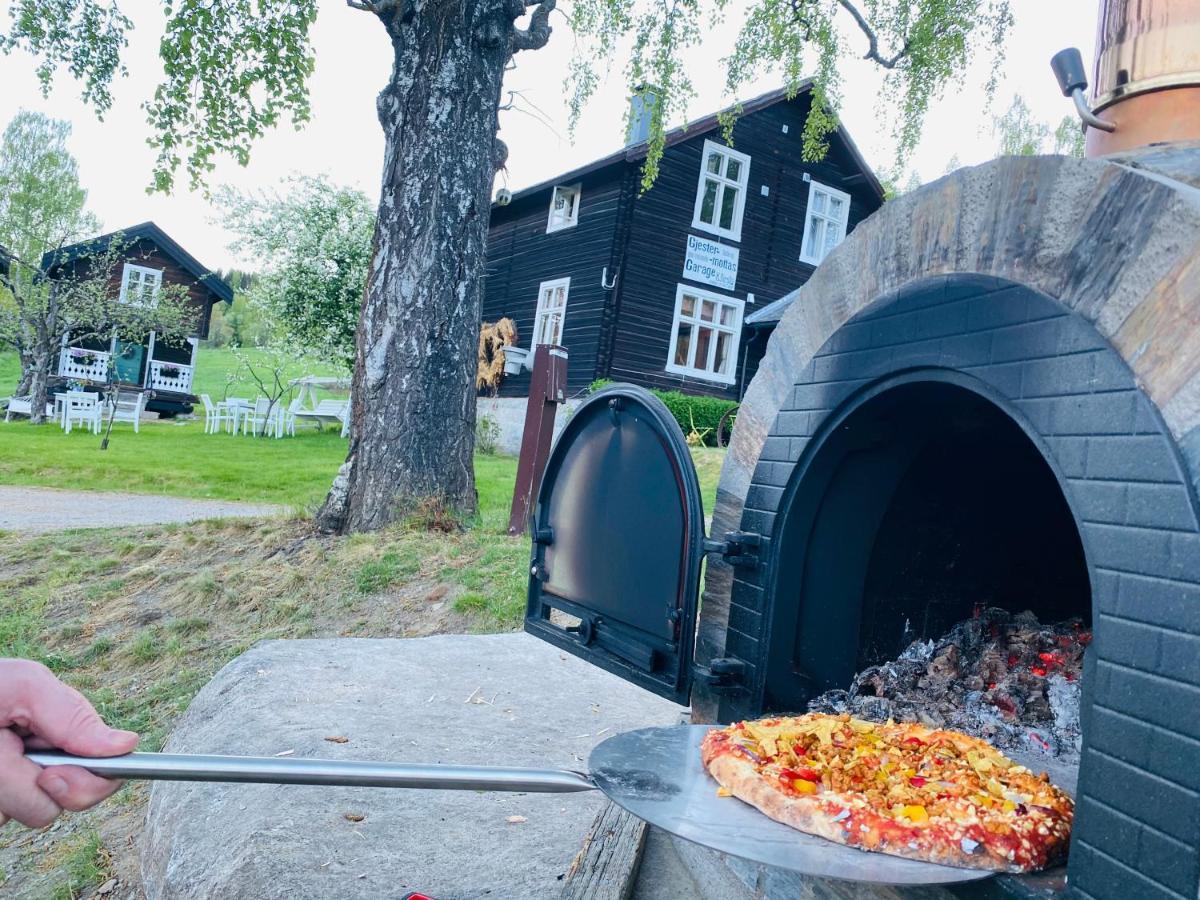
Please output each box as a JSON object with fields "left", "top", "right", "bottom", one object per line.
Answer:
{"left": 28, "top": 344, "right": 52, "bottom": 425}
{"left": 317, "top": 1, "right": 517, "bottom": 534}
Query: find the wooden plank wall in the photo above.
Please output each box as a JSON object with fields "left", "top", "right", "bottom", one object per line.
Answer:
{"left": 607, "top": 95, "right": 880, "bottom": 398}
{"left": 483, "top": 166, "right": 627, "bottom": 398}
{"left": 58, "top": 237, "right": 220, "bottom": 340}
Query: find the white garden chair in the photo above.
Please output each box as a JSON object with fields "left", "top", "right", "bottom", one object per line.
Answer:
{"left": 199, "top": 394, "right": 234, "bottom": 434}
{"left": 105, "top": 390, "right": 146, "bottom": 433}
{"left": 241, "top": 397, "right": 284, "bottom": 438}
{"left": 62, "top": 391, "right": 101, "bottom": 434}
{"left": 283, "top": 398, "right": 302, "bottom": 437}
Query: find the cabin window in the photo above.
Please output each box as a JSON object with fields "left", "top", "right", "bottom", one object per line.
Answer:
{"left": 800, "top": 180, "right": 851, "bottom": 265}
{"left": 547, "top": 184, "right": 581, "bottom": 233}
{"left": 665, "top": 284, "right": 743, "bottom": 385}
{"left": 691, "top": 140, "right": 750, "bottom": 242}
{"left": 119, "top": 264, "right": 163, "bottom": 306}
{"left": 532, "top": 277, "right": 570, "bottom": 347}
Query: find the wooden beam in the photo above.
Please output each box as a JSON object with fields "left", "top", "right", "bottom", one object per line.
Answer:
{"left": 559, "top": 801, "right": 648, "bottom": 900}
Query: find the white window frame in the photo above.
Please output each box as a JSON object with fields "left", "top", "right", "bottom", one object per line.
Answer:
{"left": 664, "top": 283, "right": 744, "bottom": 385}
{"left": 799, "top": 179, "right": 851, "bottom": 266}
{"left": 546, "top": 183, "right": 582, "bottom": 233}
{"left": 119, "top": 263, "right": 163, "bottom": 306}
{"left": 691, "top": 140, "right": 751, "bottom": 242}
{"left": 531, "top": 277, "right": 570, "bottom": 349}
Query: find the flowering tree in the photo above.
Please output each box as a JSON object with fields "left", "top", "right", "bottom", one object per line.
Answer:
{"left": 217, "top": 176, "right": 372, "bottom": 371}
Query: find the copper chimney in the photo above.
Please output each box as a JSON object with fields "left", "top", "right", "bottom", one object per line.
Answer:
{"left": 1086, "top": 0, "right": 1200, "bottom": 155}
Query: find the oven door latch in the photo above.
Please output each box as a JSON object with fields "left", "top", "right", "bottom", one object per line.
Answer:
{"left": 693, "top": 658, "right": 746, "bottom": 693}
{"left": 703, "top": 531, "right": 764, "bottom": 568}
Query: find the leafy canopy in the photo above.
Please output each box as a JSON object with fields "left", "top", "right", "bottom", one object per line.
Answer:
{"left": 217, "top": 175, "right": 373, "bottom": 370}
{"left": 6, "top": 0, "right": 1013, "bottom": 196}
{"left": 568, "top": 0, "right": 1015, "bottom": 189}
{"left": 2, "top": 0, "right": 318, "bottom": 193}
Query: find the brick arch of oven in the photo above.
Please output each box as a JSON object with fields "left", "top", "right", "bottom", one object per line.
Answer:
{"left": 716, "top": 275, "right": 1200, "bottom": 900}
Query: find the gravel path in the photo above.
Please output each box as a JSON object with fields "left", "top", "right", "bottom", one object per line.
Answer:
{"left": 0, "top": 485, "right": 283, "bottom": 532}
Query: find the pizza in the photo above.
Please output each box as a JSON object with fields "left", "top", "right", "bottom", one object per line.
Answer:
{"left": 700, "top": 713, "right": 1073, "bottom": 873}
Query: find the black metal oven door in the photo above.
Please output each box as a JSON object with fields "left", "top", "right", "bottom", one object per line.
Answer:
{"left": 524, "top": 384, "right": 704, "bottom": 704}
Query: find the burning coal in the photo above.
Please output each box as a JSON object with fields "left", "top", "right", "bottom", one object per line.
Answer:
{"left": 809, "top": 608, "right": 1090, "bottom": 757}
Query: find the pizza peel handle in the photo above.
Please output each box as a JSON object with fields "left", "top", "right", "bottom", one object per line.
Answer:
{"left": 24, "top": 751, "right": 597, "bottom": 794}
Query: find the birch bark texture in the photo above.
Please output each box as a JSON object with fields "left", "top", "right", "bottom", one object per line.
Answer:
{"left": 317, "top": 0, "right": 553, "bottom": 533}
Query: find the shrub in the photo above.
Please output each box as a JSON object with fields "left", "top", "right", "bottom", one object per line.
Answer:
{"left": 587, "top": 379, "right": 735, "bottom": 447}
{"left": 648, "top": 390, "right": 737, "bottom": 447}
{"left": 476, "top": 413, "right": 500, "bottom": 455}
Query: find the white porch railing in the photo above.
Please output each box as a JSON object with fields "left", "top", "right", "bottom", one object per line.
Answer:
{"left": 58, "top": 348, "right": 111, "bottom": 382}
{"left": 149, "top": 360, "right": 194, "bottom": 393}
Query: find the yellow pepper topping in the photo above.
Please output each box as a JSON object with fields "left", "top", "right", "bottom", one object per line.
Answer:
{"left": 902, "top": 805, "right": 929, "bottom": 823}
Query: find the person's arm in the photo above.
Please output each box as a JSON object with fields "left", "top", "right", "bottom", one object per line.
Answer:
{"left": 0, "top": 659, "right": 139, "bottom": 828}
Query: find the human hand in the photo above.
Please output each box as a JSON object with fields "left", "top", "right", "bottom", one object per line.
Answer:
{"left": 0, "top": 659, "right": 139, "bottom": 828}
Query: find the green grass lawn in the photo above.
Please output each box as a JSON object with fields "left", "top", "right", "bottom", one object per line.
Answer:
{"left": 1, "top": 341, "right": 726, "bottom": 513}
{"left": 0, "top": 350, "right": 18, "bottom": 398}
{"left": 0, "top": 418, "right": 347, "bottom": 510}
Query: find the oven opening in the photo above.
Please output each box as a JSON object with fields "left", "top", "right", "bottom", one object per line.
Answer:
{"left": 765, "top": 378, "right": 1092, "bottom": 759}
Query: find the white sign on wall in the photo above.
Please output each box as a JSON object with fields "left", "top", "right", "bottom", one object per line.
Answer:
{"left": 683, "top": 234, "right": 739, "bottom": 291}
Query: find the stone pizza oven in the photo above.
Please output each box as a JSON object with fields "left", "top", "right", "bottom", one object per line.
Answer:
{"left": 692, "top": 145, "right": 1200, "bottom": 900}
{"left": 522, "top": 7, "right": 1200, "bottom": 894}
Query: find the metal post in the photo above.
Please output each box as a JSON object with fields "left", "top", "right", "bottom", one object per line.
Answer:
{"left": 508, "top": 344, "right": 568, "bottom": 536}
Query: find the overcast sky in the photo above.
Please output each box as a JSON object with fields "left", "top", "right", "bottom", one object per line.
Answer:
{"left": 0, "top": 0, "right": 1096, "bottom": 271}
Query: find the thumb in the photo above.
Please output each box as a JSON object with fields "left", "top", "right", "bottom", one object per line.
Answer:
{"left": 3, "top": 660, "right": 139, "bottom": 757}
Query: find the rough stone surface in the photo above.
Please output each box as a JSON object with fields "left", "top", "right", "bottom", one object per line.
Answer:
{"left": 0, "top": 486, "right": 282, "bottom": 532}
{"left": 477, "top": 396, "right": 581, "bottom": 456}
{"left": 141, "top": 634, "right": 682, "bottom": 899}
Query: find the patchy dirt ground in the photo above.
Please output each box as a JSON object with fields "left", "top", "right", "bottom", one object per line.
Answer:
{"left": 0, "top": 515, "right": 528, "bottom": 899}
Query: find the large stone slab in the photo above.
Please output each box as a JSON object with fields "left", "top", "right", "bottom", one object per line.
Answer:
{"left": 141, "top": 634, "right": 682, "bottom": 899}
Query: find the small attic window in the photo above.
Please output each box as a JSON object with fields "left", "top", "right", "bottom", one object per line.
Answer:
{"left": 547, "top": 184, "right": 581, "bottom": 233}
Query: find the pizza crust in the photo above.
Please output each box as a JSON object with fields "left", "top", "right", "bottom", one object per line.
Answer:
{"left": 706, "top": 751, "right": 852, "bottom": 846}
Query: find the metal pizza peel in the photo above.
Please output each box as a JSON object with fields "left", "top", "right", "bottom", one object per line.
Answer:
{"left": 588, "top": 725, "right": 993, "bottom": 885}
{"left": 29, "top": 724, "right": 997, "bottom": 886}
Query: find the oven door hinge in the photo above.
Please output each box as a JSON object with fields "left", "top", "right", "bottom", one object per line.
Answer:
{"left": 702, "top": 531, "right": 764, "bottom": 568}
{"left": 693, "top": 658, "right": 747, "bottom": 694}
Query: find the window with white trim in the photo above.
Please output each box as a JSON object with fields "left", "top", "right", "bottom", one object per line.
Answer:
{"left": 665, "top": 284, "right": 744, "bottom": 384}
{"left": 691, "top": 140, "right": 750, "bottom": 241}
{"left": 119, "top": 263, "right": 163, "bottom": 305}
{"left": 800, "top": 180, "right": 851, "bottom": 266}
{"left": 532, "top": 277, "right": 570, "bottom": 347}
{"left": 546, "top": 184, "right": 581, "bottom": 233}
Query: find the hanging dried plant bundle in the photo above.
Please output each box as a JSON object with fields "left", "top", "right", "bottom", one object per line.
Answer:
{"left": 477, "top": 317, "right": 518, "bottom": 392}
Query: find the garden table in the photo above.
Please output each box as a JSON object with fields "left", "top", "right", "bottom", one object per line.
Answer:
{"left": 224, "top": 398, "right": 251, "bottom": 434}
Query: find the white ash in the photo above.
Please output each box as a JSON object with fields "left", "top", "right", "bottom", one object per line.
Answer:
{"left": 808, "top": 608, "right": 1090, "bottom": 757}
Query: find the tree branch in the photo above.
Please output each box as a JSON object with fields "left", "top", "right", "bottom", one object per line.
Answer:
{"left": 345, "top": 0, "right": 401, "bottom": 11}
{"left": 835, "top": 0, "right": 909, "bottom": 69}
{"left": 511, "top": 0, "right": 556, "bottom": 52}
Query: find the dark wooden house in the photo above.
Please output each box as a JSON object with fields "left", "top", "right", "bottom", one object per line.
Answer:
{"left": 41, "top": 221, "right": 232, "bottom": 414}
{"left": 483, "top": 84, "right": 885, "bottom": 400}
